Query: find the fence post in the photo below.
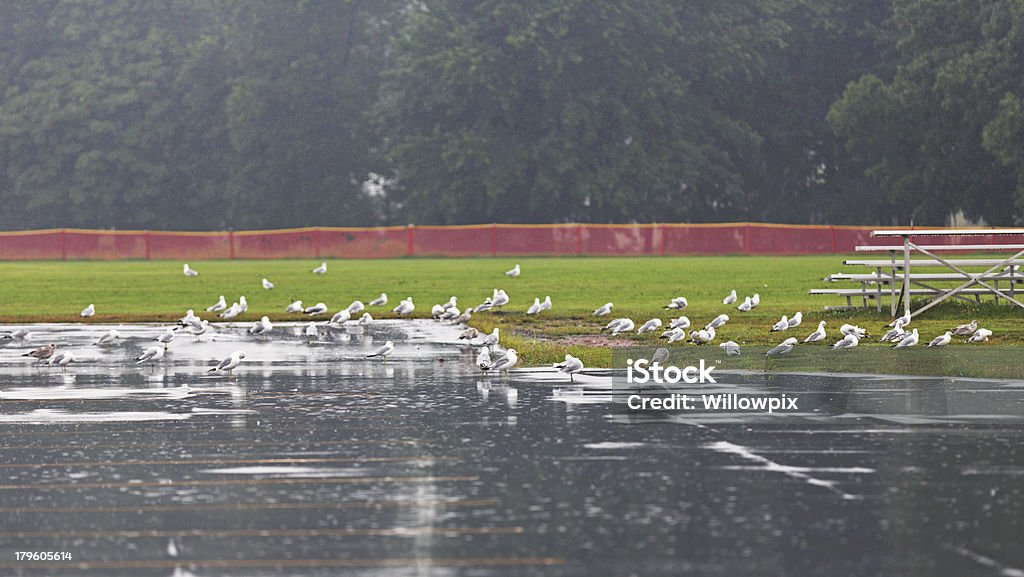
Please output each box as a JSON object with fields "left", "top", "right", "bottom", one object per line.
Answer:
{"left": 491, "top": 224, "right": 498, "bottom": 257}
{"left": 406, "top": 224, "right": 414, "bottom": 257}
{"left": 144, "top": 229, "right": 151, "bottom": 260}
{"left": 228, "top": 229, "right": 235, "bottom": 259}
{"left": 744, "top": 223, "right": 751, "bottom": 255}
{"left": 659, "top": 223, "right": 666, "bottom": 256}
{"left": 829, "top": 225, "right": 836, "bottom": 253}
{"left": 576, "top": 224, "right": 583, "bottom": 255}
{"left": 60, "top": 229, "right": 68, "bottom": 261}
{"left": 313, "top": 226, "right": 321, "bottom": 258}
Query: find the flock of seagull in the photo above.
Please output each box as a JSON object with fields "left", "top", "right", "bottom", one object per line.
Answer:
{"left": 1, "top": 260, "right": 999, "bottom": 380}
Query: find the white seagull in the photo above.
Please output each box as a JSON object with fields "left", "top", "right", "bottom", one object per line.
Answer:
{"left": 491, "top": 290, "right": 510, "bottom": 308}
{"left": 736, "top": 297, "right": 752, "bottom": 312}
{"left": 312, "top": 262, "right": 327, "bottom": 274}
{"left": 669, "top": 316, "right": 691, "bottom": 330}
{"left": 366, "top": 341, "right": 394, "bottom": 359}
{"left": 787, "top": 312, "right": 803, "bottom": 329}
{"left": 347, "top": 300, "right": 365, "bottom": 314}
{"left": 771, "top": 315, "right": 790, "bottom": 332}
{"left": 892, "top": 328, "right": 919, "bottom": 349}
{"left": 840, "top": 324, "right": 869, "bottom": 339}
{"left": 720, "top": 341, "right": 741, "bottom": 356}
{"left": 527, "top": 298, "right": 542, "bottom": 315}
{"left": 481, "top": 328, "right": 500, "bottom": 347}
{"left": 156, "top": 328, "right": 175, "bottom": 349}
{"left": 538, "top": 296, "right": 552, "bottom": 312}
{"left": 888, "top": 311, "right": 911, "bottom": 328}
{"left": 93, "top": 329, "right": 121, "bottom": 346}
{"left": 593, "top": 303, "right": 614, "bottom": 316}
{"left": 262, "top": 278, "right": 275, "bottom": 290}
{"left": 393, "top": 298, "right": 415, "bottom": 316}
{"left": 206, "top": 295, "right": 227, "bottom": 312}
{"left": 830, "top": 334, "right": 860, "bottom": 349}
{"left": 209, "top": 351, "right": 246, "bottom": 374}
{"left": 660, "top": 327, "right": 686, "bottom": 343}
{"left": 369, "top": 293, "right": 388, "bottom": 307}
{"left": 803, "top": 321, "right": 826, "bottom": 343}
{"left": 238, "top": 296, "right": 248, "bottom": 313}
{"left": 183, "top": 263, "right": 199, "bottom": 277}
{"left": 218, "top": 303, "right": 241, "bottom": 320}
{"left": 967, "top": 328, "right": 992, "bottom": 343}
{"left": 505, "top": 264, "right": 521, "bottom": 278}
{"left": 689, "top": 326, "right": 716, "bottom": 345}
{"left": 358, "top": 313, "right": 373, "bottom": 326}
{"left": 304, "top": 322, "right": 319, "bottom": 341}
{"left": 664, "top": 297, "right": 688, "bottom": 310}
{"left": 247, "top": 316, "right": 273, "bottom": 336}
{"left": 80, "top": 304, "right": 95, "bottom": 318}
{"left": 637, "top": 318, "right": 662, "bottom": 334}
{"left": 603, "top": 318, "right": 635, "bottom": 335}
{"left": 553, "top": 354, "right": 584, "bottom": 382}
{"left": 766, "top": 337, "right": 798, "bottom": 356}
{"left": 304, "top": 303, "right": 328, "bottom": 316}
{"left": 136, "top": 346, "right": 165, "bottom": 365}
{"left": 927, "top": 332, "right": 952, "bottom": 347}
{"left": 485, "top": 348, "right": 518, "bottom": 373}
{"left": 750, "top": 293, "right": 761, "bottom": 308}
{"left": 952, "top": 319, "right": 978, "bottom": 336}
{"left": 329, "top": 309, "right": 351, "bottom": 327}
{"left": 286, "top": 300, "right": 304, "bottom": 313}
{"left": 723, "top": 290, "right": 737, "bottom": 305}
{"left": 476, "top": 347, "right": 492, "bottom": 370}
{"left": 706, "top": 314, "right": 729, "bottom": 330}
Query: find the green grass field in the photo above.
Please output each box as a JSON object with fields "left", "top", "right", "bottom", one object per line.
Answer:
{"left": 1, "top": 257, "right": 1021, "bottom": 377}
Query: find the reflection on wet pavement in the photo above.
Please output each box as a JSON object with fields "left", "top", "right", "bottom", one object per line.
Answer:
{"left": 0, "top": 321, "right": 1022, "bottom": 576}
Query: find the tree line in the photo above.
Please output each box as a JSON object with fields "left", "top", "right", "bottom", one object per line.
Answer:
{"left": 0, "top": 0, "right": 1021, "bottom": 230}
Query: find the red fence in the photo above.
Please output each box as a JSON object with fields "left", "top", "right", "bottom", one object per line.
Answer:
{"left": 0, "top": 224, "right": 1018, "bottom": 260}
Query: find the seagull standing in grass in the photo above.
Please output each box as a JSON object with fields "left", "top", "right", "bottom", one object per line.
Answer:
{"left": 723, "top": 290, "right": 737, "bottom": 305}
{"left": 660, "top": 327, "right": 686, "bottom": 343}
{"left": 393, "top": 298, "right": 415, "bottom": 316}
{"left": 93, "top": 330, "right": 120, "bottom": 346}
{"left": 209, "top": 351, "right": 246, "bottom": 375}
{"left": 771, "top": 315, "right": 789, "bottom": 332}
{"left": 707, "top": 314, "right": 729, "bottom": 330}
{"left": 720, "top": 341, "right": 741, "bottom": 356}
{"left": 348, "top": 300, "right": 365, "bottom": 314}
{"left": 952, "top": 319, "right": 978, "bottom": 336}
{"left": 304, "top": 303, "right": 328, "bottom": 316}
{"left": 366, "top": 341, "right": 394, "bottom": 359}
{"left": 766, "top": 337, "right": 798, "bottom": 356}
{"left": 603, "top": 318, "right": 635, "bottom": 335}
{"left": 238, "top": 296, "right": 248, "bottom": 313}
{"left": 206, "top": 296, "right": 227, "bottom": 313}
{"left": 664, "top": 297, "right": 688, "bottom": 310}
{"left": 593, "top": 302, "right": 613, "bottom": 316}
{"left": 219, "top": 303, "right": 241, "bottom": 320}
{"left": 750, "top": 293, "right": 761, "bottom": 308}
{"left": 136, "top": 346, "right": 164, "bottom": 365}
{"left": 505, "top": 264, "right": 521, "bottom": 278}
{"left": 928, "top": 332, "right": 952, "bottom": 347}
{"left": 637, "top": 318, "right": 662, "bottom": 334}
{"left": 967, "top": 328, "right": 992, "bottom": 343}
{"left": 491, "top": 290, "right": 510, "bottom": 308}
{"left": 286, "top": 300, "right": 304, "bottom": 313}
{"left": 262, "top": 278, "right": 275, "bottom": 290}
{"left": 369, "top": 293, "right": 388, "bottom": 307}
{"left": 736, "top": 297, "right": 752, "bottom": 312}
{"left": 81, "top": 304, "right": 95, "bottom": 318}
{"left": 803, "top": 321, "right": 826, "bottom": 343}
{"left": 840, "top": 324, "right": 868, "bottom": 339}
{"left": 480, "top": 328, "right": 500, "bottom": 348}
{"left": 312, "top": 262, "right": 327, "bottom": 274}
{"left": 538, "top": 296, "right": 552, "bottom": 312}
{"left": 787, "top": 312, "right": 803, "bottom": 329}
{"left": 689, "top": 326, "right": 716, "bottom": 345}
{"left": 670, "top": 316, "right": 691, "bottom": 330}
{"left": 554, "top": 354, "right": 584, "bottom": 382}
{"left": 183, "top": 263, "right": 199, "bottom": 276}
{"left": 527, "top": 298, "right": 541, "bottom": 315}
{"left": 888, "top": 311, "right": 911, "bottom": 328}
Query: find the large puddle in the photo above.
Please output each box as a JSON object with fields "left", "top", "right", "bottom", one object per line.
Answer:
{"left": 1, "top": 321, "right": 1023, "bottom": 576}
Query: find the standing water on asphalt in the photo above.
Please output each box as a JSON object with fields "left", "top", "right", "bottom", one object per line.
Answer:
{"left": 1, "top": 321, "right": 1023, "bottom": 576}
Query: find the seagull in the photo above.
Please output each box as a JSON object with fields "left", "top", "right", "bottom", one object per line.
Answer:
{"left": 312, "top": 262, "right": 327, "bottom": 274}
{"left": 238, "top": 296, "right": 248, "bottom": 313}
{"left": 304, "top": 322, "right": 319, "bottom": 341}
{"left": 206, "top": 295, "right": 227, "bottom": 312}
{"left": 652, "top": 348, "right": 671, "bottom": 364}
{"left": 720, "top": 341, "right": 741, "bottom": 356}
{"left": 879, "top": 326, "right": 907, "bottom": 342}
{"left": 830, "top": 334, "right": 860, "bottom": 349}
{"left": 156, "top": 328, "right": 175, "bottom": 350}
{"left": 787, "top": 312, "right": 803, "bottom": 329}
{"left": 366, "top": 341, "right": 394, "bottom": 359}
{"left": 750, "top": 293, "right": 761, "bottom": 308}
{"left": 660, "top": 327, "right": 686, "bottom": 343}
{"left": 527, "top": 298, "right": 542, "bottom": 315}
{"left": 602, "top": 318, "right": 635, "bottom": 335}
{"left": 286, "top": 300, "right": 304, "bottom": 313}
{"left": 491, "top": 290, "right": 510, "bottom": 308}
{"left": 485, "top": 348, "right": 518, "bottom": 373}
{"left": 22, "top": 343, "right": 57, "bottom": 361}
{"left": 247, "top": 316, "right": 273, "bottom": 336}
{"left": 706, "top": 314, "right": 729, "bottom": 330}
{"left": 442, "top": 296, "right": 458, "bottom": 310}
{"left": 358, "top": 312, "right": 373, "bottom": 326}
{"left": 951, "top": 319, "right": 978, "bottom": 336}
{"left": 262, "top": 278, "right": 275, "bottom": 290}
{"left": 766, "top": 337, "right": 798, "bottom": 356}
{"left": 439, "top": 307, "right": 460, "bottom": 321}
{"left": 967, "top": 328, "right": 992, "bottom": 343}
{"left": 476, "top": 346, "right": 492, "bottom": 370}
{"left": 177, "top": 309, "right": 197, "bottom": 327}
{"left": 209, "top": 350, "right": 246, "bottom": 374}
{"left": 892, "top": 328, "right": 919, "bottom": 349}
{"left": 183, "top": 263, "right": 199, "bottom": 277}
{"left": 188, "top": 320, "right": 211, "bottom": 341}
{"left": 459, "top": 328, "right": 479, "bottom": 341}
{"left": 538, "top": 296, "right": 552, "bottom": 312}
{"left": 347, "top": 300, "right": 365, "bottom": 314}
{"left": 593, "top": 303, "right": 614, "bottom": 316}
{"left": 329, "top": 309, "right": 351, "bottom": 327}
{"left": 304, "top": 303, "right": 328, "bottom": 316}
{"left": 452, "top": 309, "right": 472, "bottom": 325}
{"left": 505, "top": 264, "right": 521, "bottom": 278}
{"left": 888, "top": 311, "right": 911, "bottom": 328}
{"left": 723, "top": 290, "right": 737, "bottom": 305}
{"left": 393, "top": 298, "right": 415, "bottom": 316}
{"left": 136, "top": 346, "right": 164, "bottom": 365}
{"left": 480, "top": 328, "right": 500, "bottom": 347}
{"left": 431, "top": 304, "right": 446, "bottom": 318}
{"left": 218, "top": 303, "right": 241, "bottom": 319}
{"left": 688, "top": 326, "right": 716, "bottom": 345}
{"left": 669, "top": 316, "right": 691, "bottom": 330}
{"left": 637, "top": 318, "right": 662, "bottom": 334}
{"left": 771, "top": 315, "right": 790, "bottom": 332}
{"left": 736, "top": 297, "right": 752, "bottom": 312}
{"left": 49, "top": 351, "right": 76, "bottom": 371}
{"left": 664, "top": 297, "right": 688, "bottom": 310}
{"left": 80, "top": 304, "right": 95, "bottom": 318}
{"left": 927, "top": 332, "right": 952, "bottom": 347}
{"left": 553, "top": 354, "right": 584, "bottom": 382}
{"left": 473, "top": 298, "right": 494, "bottom": 313}
{"left": 93, "top": 329, "right": 121, "bottom": 346}
{"left": 369, "top": 293, "right": 388, "bottom": 307}
{"left": 840, "top": 324, "right": 868, "bottom": 339}
{"left": 1, "top": 328, "right": 31, "bottom": 340}
{"left": 803, "top": 321, "right": 826, "bottom": 343}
